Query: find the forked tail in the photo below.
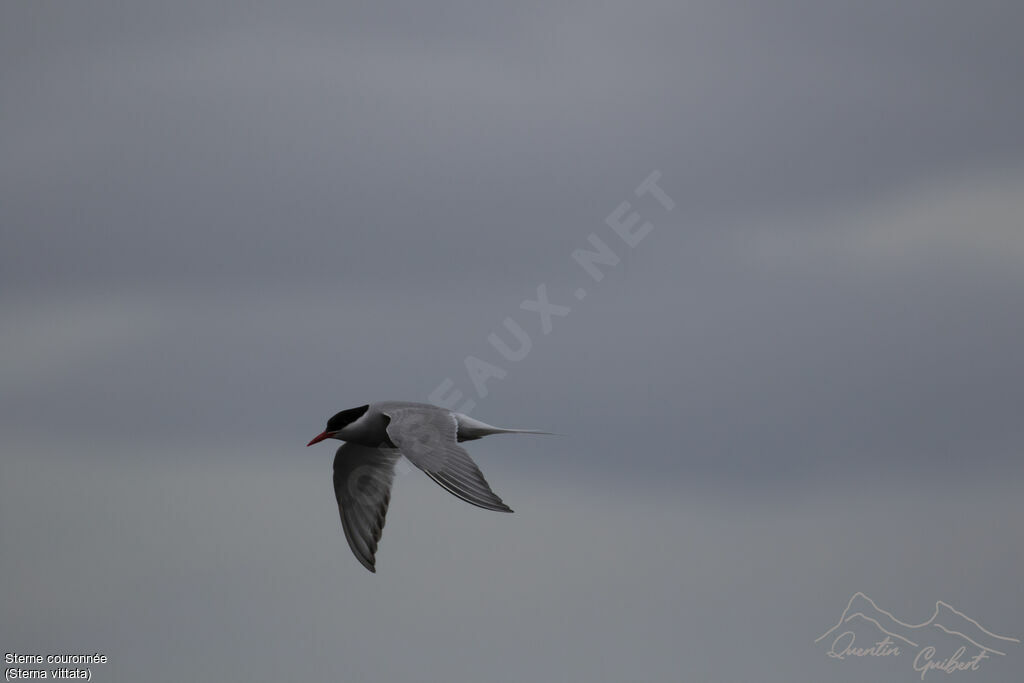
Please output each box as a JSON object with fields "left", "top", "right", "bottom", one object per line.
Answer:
{"left": 454, "top": 413, "right": 556, "bottom": 441}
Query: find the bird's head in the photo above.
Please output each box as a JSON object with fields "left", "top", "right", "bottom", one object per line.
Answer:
{"left": 306, "top": 404, "right": 370, "bottom": 446}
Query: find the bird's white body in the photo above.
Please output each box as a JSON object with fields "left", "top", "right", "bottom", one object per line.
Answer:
{"left": 335, "top": 401, "right": 547, "bottom": 445}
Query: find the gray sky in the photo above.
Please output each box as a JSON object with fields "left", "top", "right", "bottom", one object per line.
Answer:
{"left": 2, "top": 2, "right": 1022, "bottom": 681}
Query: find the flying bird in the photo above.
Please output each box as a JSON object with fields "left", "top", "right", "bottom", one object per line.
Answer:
{"left": 307, "top": 401, "right": 550, "bottom": 572}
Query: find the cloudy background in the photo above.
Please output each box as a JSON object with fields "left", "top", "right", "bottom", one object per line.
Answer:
{"left": 2, "top": 2, "right": 1023, "bottom": 681}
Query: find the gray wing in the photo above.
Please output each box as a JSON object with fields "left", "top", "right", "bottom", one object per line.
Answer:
{"left": 333, "top": 443, "right": 402, "bottom": 572}
{"left": 382, "top": 407, "right": 513, "bottom": 513}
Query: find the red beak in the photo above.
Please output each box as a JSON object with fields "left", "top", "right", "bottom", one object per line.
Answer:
{"left": 307, "top": 431, "right": 331, "bottom": 447}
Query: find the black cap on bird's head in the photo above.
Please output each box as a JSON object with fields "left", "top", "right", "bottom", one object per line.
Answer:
{"left": 306, "top": 404, "right": 370, "bottom": 446}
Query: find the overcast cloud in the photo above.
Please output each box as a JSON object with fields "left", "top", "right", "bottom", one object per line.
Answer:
{"left": 2, "top": 2, "right": 1022, "bottom": 681}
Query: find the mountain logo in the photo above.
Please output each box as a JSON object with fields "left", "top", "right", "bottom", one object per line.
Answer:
{"left": 816, "top": 592, "right": 1019, "bottom": 679}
